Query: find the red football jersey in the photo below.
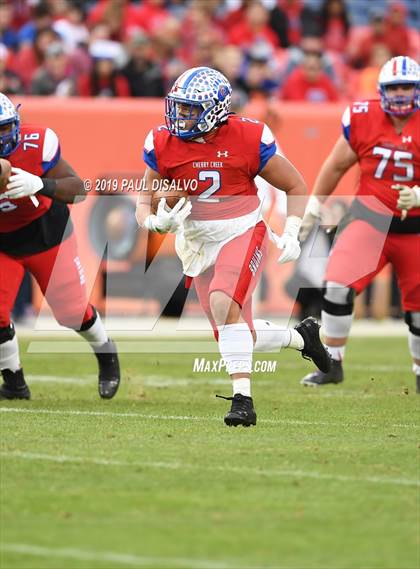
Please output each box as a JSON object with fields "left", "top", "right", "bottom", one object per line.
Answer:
{"left": 0, "top": 124, "right": 61, "bottom": 232}
{"left": 143, "top": 115, "right": 277, "bottom": 220}
{"left": 342, "top": 100, "right": 420, "bottom": 217}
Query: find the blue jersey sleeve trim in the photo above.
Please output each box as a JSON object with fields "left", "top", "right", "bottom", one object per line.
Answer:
{"left": 143, "top": 148, "right": 159, "bottom": 172}
{"left": 258, "top": 141, "right": 276, "bottom": 173}
{"left": 342, "top": 123, "right": 350, "bottom": 141}
{"left": 41, "top": 146, "right": 61, "bottom": 174}
{"left": 341, "top": 106, "right": 351, "bottom": 142}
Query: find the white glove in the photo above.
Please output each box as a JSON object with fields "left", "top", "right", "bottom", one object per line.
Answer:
{"left": 299, "top": 195, "right": 322, "bottom": 242}
{"left": 5, "top": 167, "right": 43, "bottom": 199}
{"left": 275, "top": 215, "right": 302, "bottom": 264}
{"left": 143, "top": 197, "right": 192, "bottom": 233}
{"left": 392, "top": 184, "right": 420, "bottom": 212}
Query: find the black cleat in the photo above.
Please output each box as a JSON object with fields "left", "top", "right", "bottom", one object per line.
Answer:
{"left": 301, "top": 359, "right": 344, "bottom": 386}
{"left": 217, "top": 394, "right": 257, "bottom": 427}
{"left": 94, "top": 339, "right": 121, "bottom": 399}
{"left": 416, "top": 375, "right": 420, "bottom": 394}
{"left": 295, "top": 317, "right": 331, "bottom": 373}
{"left": 0, "top": 369, "right": 31, "bottom": 400}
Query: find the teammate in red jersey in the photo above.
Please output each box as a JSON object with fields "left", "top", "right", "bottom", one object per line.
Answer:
{"left": 135, "top": 66, "right": 331, "bottom": 427}
{"left": 0, "top": 93, "right": 120, "bottom": 400}
{"left": 298, "top": 56, "right": 420, "bottom": 391}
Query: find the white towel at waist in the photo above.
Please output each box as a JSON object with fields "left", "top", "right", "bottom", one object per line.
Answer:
{"left": 175, "top": 206, "right": 264, "bottom": 277}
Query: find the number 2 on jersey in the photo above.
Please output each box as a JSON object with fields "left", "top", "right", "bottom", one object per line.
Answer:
{"left": 373, "top": 146, "right": 413, "bottom": 182}
{"left": 197, "top": 171, "right": 221, "bottom": 202}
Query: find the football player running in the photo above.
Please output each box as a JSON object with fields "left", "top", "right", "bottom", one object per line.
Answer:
{"left": 298, "top": 56, "right": 420, "bottom": 392}
{"left": 136, "top": 67, "right": 331, "bottom": 427}
{"left": 0, "top": 93, "right": 120, "bottom": 400}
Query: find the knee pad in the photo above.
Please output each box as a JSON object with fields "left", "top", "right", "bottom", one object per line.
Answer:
{"left": 405, "top": 312, "right": 420, "bottom": 336}
{"left": 322, "top": 281, "right": 355, "bottom": 316}
{"left": 0, "top": 324, "right": 15, "bottom": 345}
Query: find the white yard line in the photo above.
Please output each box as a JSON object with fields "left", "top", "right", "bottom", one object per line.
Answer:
{"left": 16, "top": 315, "right": 408, "bottom": 337}
{"left": 0, "top": 543, "right": 228, "bottom": 569}
{"left": 0, "top": 407, "right": 208, "bottom": 421}
{"left": 27, "top": 375, "right": 95, "bottom": 385}
{"left": 27, "top": 370, "right": 413, "bottom": 389}
{"left": 1, "top": 406, "right": 418, "bottom": 430}
{"left": 1, "top": 450, "right": 418, "bottom": 488}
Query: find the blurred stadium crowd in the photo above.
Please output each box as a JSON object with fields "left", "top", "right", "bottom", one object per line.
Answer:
{"left": 1, "top": 0, "right": 419, "bottom": 102}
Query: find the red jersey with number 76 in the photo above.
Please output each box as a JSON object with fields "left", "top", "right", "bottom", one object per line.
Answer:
{"left": 342, "top": 100, "right": 420, "bottom": 217}
{"left": 0, "top": 124, "right": 60, "bottom": 232}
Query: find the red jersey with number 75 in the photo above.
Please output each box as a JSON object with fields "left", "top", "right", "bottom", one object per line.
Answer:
{"left": 143, "top": 114, "right": 277, "bottom": 221}
{"left": 0, "top": 124, "right": 61, "bottom": 232}
{"left": 342, "top": 100, "right": 420, "bottom": 217}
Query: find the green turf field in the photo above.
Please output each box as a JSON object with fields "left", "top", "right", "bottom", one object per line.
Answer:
{"left": 1, "top": 336, "right": 418, "bottom": 569}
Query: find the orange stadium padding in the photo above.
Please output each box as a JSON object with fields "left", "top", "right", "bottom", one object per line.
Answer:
{"left": 12, "top": 97, "right": 360, "bottom": 316}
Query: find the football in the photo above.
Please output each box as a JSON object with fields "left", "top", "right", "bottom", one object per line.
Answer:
{"left": 151, "top": 182, "right": 189, "bottom": 214}
{"left": 0, "top": 158, "right": 11, "bottom": 194}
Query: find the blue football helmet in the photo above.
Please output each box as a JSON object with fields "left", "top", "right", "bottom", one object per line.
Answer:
{"left": 165, "top": 67, "right": 232, "bottom": 139}
{"left": 0, "top": 92, "right": 21, "bottom": 157}
{"left": 378, "top": 56, "right": 419, "bottom": 116}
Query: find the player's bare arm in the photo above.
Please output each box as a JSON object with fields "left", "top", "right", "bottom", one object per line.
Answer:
{"left": 41, "top": 157, "right": 84, "bottom": 203}
{"left": 299, "top": 135, "right": 358, "bottom": 241}
{"left": 313, "top": 135, "right": 358, "bottom": 200}
{"left": 259, "top": 153, "right": 307, "bottom": 264}
{"left": 259, "top": 153, "right": 308, "bottom": 219}
{"left": 135, "top": 166, "right": 162, "bottom": 226}
{"left": 5, "top": 157, "right": 85, "bottom": 204}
